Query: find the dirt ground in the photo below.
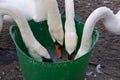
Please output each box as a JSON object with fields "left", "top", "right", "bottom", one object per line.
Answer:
{"left": 0, "top": 0, "right": 120, "bottom": 80}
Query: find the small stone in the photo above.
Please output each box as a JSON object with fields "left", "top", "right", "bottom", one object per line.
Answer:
{"left": 0, "top": 76, "right": 2, "bottom": 80}
{"left": 2, "top": 72, "right": 5, "bottom": 75}
{"left": 96, "top": 64, "right": 103, "bottom": 73}
{"left": 104, "top": 1, "right": 110, "bottom": 4}
{"left": 94, "top": 74, "right": 97, "bottom": 77}
{"left": 86, "top": 71, "right": 94, "bottom": 76}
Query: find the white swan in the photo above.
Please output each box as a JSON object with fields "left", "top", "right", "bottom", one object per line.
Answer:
{"left": 0, "top": 4, "right": 53, "bottom": 62}
{"left": 1, "top": 0, "right": 46, "bottom": 22}
{"left": 0, "top": 0, "right": 64, "bottom": 58}
{"left": 65, "top": 0, "right": 78, "bottom": 60}
{"left": 44, "top": 0, "right": 64, "bottom": 58}
{"left": 75, "top": 7, "right": 120, "bottom": 59}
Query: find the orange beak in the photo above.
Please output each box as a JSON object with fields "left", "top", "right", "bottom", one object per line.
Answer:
{"left": 55, "top": 43, "right": 62, "bottom": 58}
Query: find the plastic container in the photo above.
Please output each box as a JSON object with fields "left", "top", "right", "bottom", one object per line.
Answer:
{"left": 9, "top": 17, "right": 99, "bottom": 80}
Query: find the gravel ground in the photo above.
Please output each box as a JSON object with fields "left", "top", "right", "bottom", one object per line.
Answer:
{"left": 0, "top": 0, "right": 120, "bottom": 80}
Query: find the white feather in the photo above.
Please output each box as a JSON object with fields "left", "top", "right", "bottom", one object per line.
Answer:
{"left": 0, "top": 0, "right": 64, "bottom": 61}
{"left": 65, "top": 0, "right": 78, "bottom": 55}
{"left": 0, "top": 4, "right": 51, "bottom": 62}
{"left": 75, "top": 7, "right": 120, "bottom": 59}
{"left": 0, "top": 0, "right": 64, "bottom": 45}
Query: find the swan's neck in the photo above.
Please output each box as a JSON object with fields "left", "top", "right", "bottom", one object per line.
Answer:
{"left": 45, "top": 0, "right": 64, "bottom": 45}
{"left": 65, "top": 0, "right": 75, "bottom": 32}
{"left": 45, "top": 0, "right": 62, "bottom": 25}
{"left": 65, "top": 0, "right": 75, "bottom": 19}
{"left": 0, "top": 4, "right": 37, "bottom": 47}
{"left": 84, "top": 7, "right": 120, "bottom": 37}
{"left": 77, "top": 7, "right": 120, "bottom": 57}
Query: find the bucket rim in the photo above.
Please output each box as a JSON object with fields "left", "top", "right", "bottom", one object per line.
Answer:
{"left": 9, "top": 20, "right": 99, "bottom": 65}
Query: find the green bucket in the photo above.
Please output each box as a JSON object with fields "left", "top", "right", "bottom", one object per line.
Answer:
{"left": 9, "top": 17, "right": 99, "bottom": 80}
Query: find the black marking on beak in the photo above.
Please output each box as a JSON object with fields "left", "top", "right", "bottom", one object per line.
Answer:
{"left": 67, "top": 54, "right": 72, "bottom": 60}
{"left": 67, "top": 51, "right": 75, "bottom": 60}
{"left": 42, "top": 57, "right": 53, "bottom": 62}
{"left": 55, "top": 41, "right": 63, "bottom": 49}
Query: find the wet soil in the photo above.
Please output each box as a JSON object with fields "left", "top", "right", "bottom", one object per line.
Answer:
{"left": 0, "top": 0, "right": 120, "bottom": 80}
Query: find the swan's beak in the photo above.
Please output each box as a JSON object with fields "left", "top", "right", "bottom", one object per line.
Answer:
{"left": 42, "top": 57, "right": 53, "bottom": 62}
{"left": 66, "top": 52, "right": 75, "bottom": 61}
{"left": 55, "top": 42, "right": 62, "bottom": 58}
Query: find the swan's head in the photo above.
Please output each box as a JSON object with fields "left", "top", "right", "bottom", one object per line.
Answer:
{"left": 29, "top": 51, "right": 53, "bottom": 62}
{"left": 65, "top": 34, "right": 77, "bottom": 61}
{"left": 41, "top": 57, "right": 53, "bottom": 62}
{"left": 65, "top": 20, "right": 78, "bottom": 61}
{"left": 28, "top": 44, "right": 53, "bottom": 62}
{"left": 66, "top": 51, "right": 75, "bottom": 61}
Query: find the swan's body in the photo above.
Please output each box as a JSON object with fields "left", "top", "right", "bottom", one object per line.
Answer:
{"left": 75, "top": 7, "right": 120, "bottom": 59}
{"left": 1, "top": 0, "right": 46, "bottom": 22}
{"left": 65, "top": 0, "right": 78, "bottom": 60}
{"left": 0, "top": 0, "right": 64, "bottom": 58}
{"left": 1, "top": 0, "right": 64, "bottom": 43}
{"left": 0, "top": 4, "right": 53, "bottom": 62}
